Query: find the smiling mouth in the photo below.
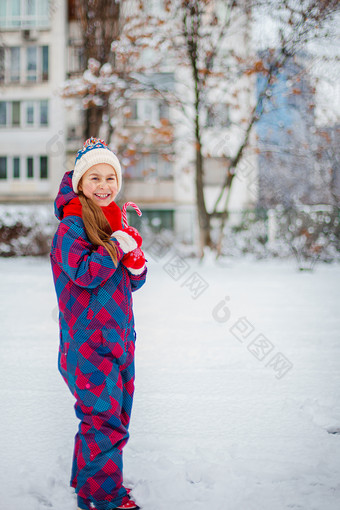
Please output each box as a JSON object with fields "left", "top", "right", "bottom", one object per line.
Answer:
{"left": 94, "top": 193, "right": 111, "bottom": 199}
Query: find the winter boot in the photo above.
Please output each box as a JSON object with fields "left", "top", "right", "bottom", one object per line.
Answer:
{"left": 115, "top": 500, "right": 140, "bottom": 509}
{"left": 77, "top": 494, "right": 139, "bottom": 510}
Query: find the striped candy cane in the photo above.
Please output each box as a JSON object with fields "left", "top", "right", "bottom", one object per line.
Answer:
{"left": 122, "top": 201, "right": 142, "bottom": 228}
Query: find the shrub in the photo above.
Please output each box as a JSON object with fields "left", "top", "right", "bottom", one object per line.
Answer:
{"left": 0, "top": 204, "right": 57, "bottom": 257}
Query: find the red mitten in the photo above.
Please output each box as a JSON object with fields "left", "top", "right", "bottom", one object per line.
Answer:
{"left": 122, "top": 247, "right": 146, "bottom": 275}
{"left": 122, "top": 226, "right": 143, "bottom": 248}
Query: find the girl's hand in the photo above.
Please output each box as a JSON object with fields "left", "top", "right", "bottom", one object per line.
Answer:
{"left": 111, "top": 230, "right": 138, "bottom": 254}
{"left": 122, "top": 247, "right": 146, "bottom": 275}
{"left": 123, "top": 226, "right": 143, "bottom": 248}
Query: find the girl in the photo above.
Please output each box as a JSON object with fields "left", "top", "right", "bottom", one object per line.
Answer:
{"left": 50, "top": 138, "right": 147, "bottom": 510}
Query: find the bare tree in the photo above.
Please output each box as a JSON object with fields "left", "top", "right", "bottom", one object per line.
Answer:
{"left": 172, "top": 0, "right": 340, "bottom": 254}
{"left": 63, "top": 0, "right": 340, "bottom": 255}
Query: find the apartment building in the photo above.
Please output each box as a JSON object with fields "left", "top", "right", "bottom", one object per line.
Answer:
{"left": 257, "top": 55, "right": 340, "bottom": 208}
{"left": 0, "top": 0, "right": 256, "bottom": 243}
{"left": 0, "top": 0, "right": 66, "bottom": 202}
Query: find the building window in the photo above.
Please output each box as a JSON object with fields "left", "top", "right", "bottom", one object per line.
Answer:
{"left": 26, "top": 102, "right": 34, "bottom": 125}
{"left": 0, "top": 101, "right": 22, "bottom": 126}
{"left": 13, "top": 157, "right": 20, "bottom": 178}
{"left": 26, "top": 46, "right": 37, "bottom": 81}
{"left": 0, "top": 0, "right": 20, "bottom": 28}
{"left": 0, "top": 156, "right": 7, "bottom": 179}
{"left": 129, "top": 99, "right": 138, "bottom": 120}
{"left": 0, "top": 47, "right": 5, "bottom": 82}
{"left": 143, "top": 209, "right": 174, "bottom": 231}
{"left": 10, "top": 47, "right": 20, "bottom": 82}
{"left": 0, "top": 100, "right": 48, "bottom": 128}
{"left": 26, "top": 45, "right": 48, "bottom": 82}
{"left": 42, "top": 45, "right": 48, "bottom": 80}
{"left": 0, "top": 0, "right": 50, "bottom": 29}
{"left": 12, "top": 101, "right": 21, "bottom": 126}
{"left": 127, "top": 152, "right": 173, "bottom": 180}
{"left": 159, "top": 102, "right": 169, "bottom": 120}
{"left": 40, "top": 156, "right": 48, "bottom": 179}
{"left": 40, "top": 99, "right": 48, "bottom": 125}
{"left": 67, "top": 43, "right": 85, "bottom": 76}
{"left": 1, "top": 45, "right": 48, "bottom": 83}
{"left": 26, "top": 0, "right": 36, "bottom": 20}
{"left": 127, "top": 98, "right": 170, "bottom": 123}
{"left": 0, "top": 156, "right": 48, "bottom": 181}
{"left": 0, "top": 101, "right": 6, "bottom": 125}
{"left": 27, "top": 157, "right": 34, "bottom": 178}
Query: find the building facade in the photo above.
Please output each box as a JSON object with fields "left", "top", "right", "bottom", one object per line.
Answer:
{"left": 256, "top": 55, "right": 340, "bottom": 208}
{"left": 0, "top": 0, "right": 66, "bottom": 202}
{"left": 0, "top": 0, "right": 256, "bottom": 244}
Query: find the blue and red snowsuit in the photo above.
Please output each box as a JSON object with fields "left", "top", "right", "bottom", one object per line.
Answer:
{"left": 50, "top": 171, "right": 147, "bottom": 509}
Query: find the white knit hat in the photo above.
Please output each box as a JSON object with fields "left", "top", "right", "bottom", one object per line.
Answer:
{"left": 72, "top": 137, "right": 122, "bottom": 193}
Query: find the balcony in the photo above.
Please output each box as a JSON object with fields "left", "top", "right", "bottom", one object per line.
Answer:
{"left": 0, "top": 0, "right": 50, "bottom": 30}
{"left": 123, "top": 178, "right": 174, "bottom": 205}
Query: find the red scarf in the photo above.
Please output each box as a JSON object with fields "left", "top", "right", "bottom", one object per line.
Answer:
{"left": 63, "top": 196, "right": 123, "bottom": 232}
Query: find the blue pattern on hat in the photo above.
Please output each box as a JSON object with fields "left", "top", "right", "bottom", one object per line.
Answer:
{"left": 75, "top": 137, "right": 114, "bottom": 164}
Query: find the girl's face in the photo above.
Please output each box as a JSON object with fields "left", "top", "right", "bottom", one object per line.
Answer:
{"left": 79, "top": 163, "right": 118, "bottom": 206}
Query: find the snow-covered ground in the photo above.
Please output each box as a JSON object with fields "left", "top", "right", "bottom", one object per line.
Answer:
{"left": 1, "top": 253, "right": 340, "bottom": 510}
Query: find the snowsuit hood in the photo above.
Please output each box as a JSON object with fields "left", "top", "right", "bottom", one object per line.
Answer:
{"left": 54, "top": 170, "right": 123, "bottom": 232}
{"left": 54, "top": 170, "right": 77, "bottom": 221}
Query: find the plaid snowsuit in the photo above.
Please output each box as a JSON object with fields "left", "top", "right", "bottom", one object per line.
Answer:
{"left": 50, "top": 172, "right": 147, "bottom": 510}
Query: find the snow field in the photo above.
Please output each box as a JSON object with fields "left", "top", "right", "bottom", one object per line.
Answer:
{"left": 0, "top": 254, "right": 340, "bottom": 510}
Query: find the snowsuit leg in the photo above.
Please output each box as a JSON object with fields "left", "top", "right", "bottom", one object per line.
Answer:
{"left": 59, "top": 329, "right": 135, "bottom": 510}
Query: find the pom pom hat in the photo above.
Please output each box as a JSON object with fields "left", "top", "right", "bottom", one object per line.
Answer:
{"left": 72, "top": 137, "right": 122, "bottom": 193}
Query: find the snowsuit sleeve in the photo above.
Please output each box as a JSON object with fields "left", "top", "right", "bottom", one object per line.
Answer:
{"left": 51, "top": 218, "right": 125, "bottom": 289}
{"left": 126, "top": 266, "right": 148, "bottom": 292}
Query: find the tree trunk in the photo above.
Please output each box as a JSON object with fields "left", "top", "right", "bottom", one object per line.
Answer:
{"left": 195, "top": 139, "right": 212, "bottom": 255}
{"left": 84, "top": 106, "right": 104, "bottom": 140}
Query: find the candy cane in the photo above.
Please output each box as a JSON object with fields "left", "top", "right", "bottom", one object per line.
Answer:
{"left": 122, "top": 201, "right": 142, "bottom": 228}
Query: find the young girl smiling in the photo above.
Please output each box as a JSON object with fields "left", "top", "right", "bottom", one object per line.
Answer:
{"left": 50, "top": 138, "right": 147, "bottom": 510}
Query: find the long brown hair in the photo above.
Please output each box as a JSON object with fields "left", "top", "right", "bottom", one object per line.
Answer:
{"left": 78, "top": 191, "right": 118, "bottom": 266}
